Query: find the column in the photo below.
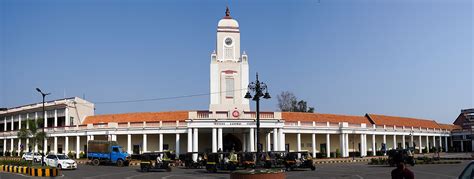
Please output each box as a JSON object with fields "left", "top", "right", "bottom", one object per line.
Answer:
{"left": 383, "top": 134, "right": 387, "bottom": 155}
{"left": 444, "top": 136, "right": 448, "bottom": 152}
{"left": 372, "top": 134, "right": 376, "bottom": 156}
{"left": 17, "top": 138, "right": 21, "bottom": 155}
{"left": 438, "top": 136, "right": 442, "bottom": 152}
{"left": 418, "top": 135, "right": 422, "bottom": 153}
{"left": 460, "top": 140, "right": 464, "bottom": 152}
{"left": 3, "top": 139, "right": 6, "bottom": 155}
{"left": 297, "top": 133, "right": 301, "bottom": 158}
{"left": 360, "top": 134, "right": 365, "bottom": 157}
{"left": 426, "top": 136, "right": 429, "bottom": 153}
{"left": 25, "top": 138, "right": 30, "bottom": 152}
{"left": 44, "top": 138, "right": 48, "bottom": 154}
{"left": 44, "top": 111, "right": 48, "bottom": 128}
{"left": 211, "top": 128, "right": 217, "bottom": 152}
{"left": 54, "top": 137, "right": 58, "bottom": 154}
{"left": 433, "top": 135, "right": 436, "bottom": 150}
{"left": 3, "top": 117, "right": 6, "bottom": 131}
{"left": 410, "top": 135, "right": 414, "bottom": 148}
{"left": 279, "top": 129, "right": 285, "bottom": 151}
{"left": 249, "top": 128, "right": 255, "bottom": 152}
{"left": 10, "top": 139, "right": 13, "bottom": 153}
{"left": 19, "top": 114, "right": 21, "bottom": 130}
{"left": 142, "top": 134, "right": 147, "bottom": 153}
{"left": 187, "top": 128, "right": 192, "bottom": 152}
{"left": 76, "top": 136, "right": 80, "bottom": 159}
{"left": 402, "top": 135, "right": 406, "bottom": 149}
{"left": 26, "top": 113, "right": 29, "bottom": 129}
{"left": 217, "top": 128, "right": 223, "bottom": 151}
{"left": 312, "top": 133, "right": 316, "bottom": 158}
{"left": 345, "top": 134, "right": 349, "bottom": 157}
{"left": 326, "top": 134, "right": 331, "bottom": 158}
{"left": 54, "top": 109, "right": 58, "bottom": 127}
{"left": 273, "top": 128, "right": 278, "bottom": 151}
{"left": 11, "top": 116, "right": 13, "bottom": 131}
{"left": 159, "top": 133, "right": 163, "bottom": 152}
{"left": 192, "top": 128, "right": 198, "bottom": 161}
{"left": 393, "top": 135, "right": 397, "bottom": 149}
{"left": 65, "top": 108, "right": 69, "bottom": 126}
{"left": 175, "top": 133, "right": 180, "bottom": 156}
{"left": 266, "top": 133, "right": 271, "bottom": 152}
{"left": 127, "top": 134, "right": 132, "bottom": 154}
{"left": 340, "top": 133, "right": 345, "bottom": 157}
{"left": 34, "top": 140, "right": 38, "bottom": 153}
{"left": 65, "top": 136, "right": 69, "bottom": 154}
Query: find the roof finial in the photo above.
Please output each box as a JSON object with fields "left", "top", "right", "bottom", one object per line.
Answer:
{"left": 225, "top": 6, "right": 231, "bottom": 17}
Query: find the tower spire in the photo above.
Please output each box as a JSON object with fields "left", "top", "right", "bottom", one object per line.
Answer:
{"left": 224, "top": 6, "right": 232, "bottom": 19}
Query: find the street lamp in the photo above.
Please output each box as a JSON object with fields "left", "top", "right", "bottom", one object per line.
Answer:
{"left": 244, "top": 73, "right": 271, "bottom": 167}
{"left": 36, "top": 88, "right": 50, "bottom": 163}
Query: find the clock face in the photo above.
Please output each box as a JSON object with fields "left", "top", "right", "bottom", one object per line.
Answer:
{"left": 225, "top": 38, "right": 233, "bottom": 46}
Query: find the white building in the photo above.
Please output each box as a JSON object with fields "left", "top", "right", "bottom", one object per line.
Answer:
{"left": 0, "top": 7, "right": 462, "bottom": 159}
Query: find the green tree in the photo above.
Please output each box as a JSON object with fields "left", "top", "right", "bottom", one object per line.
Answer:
{"left": 277, "top": 91, "right": 315, "bottom": 112}
{"left": 16, "top": 118, "right": 47, "bottom": 164}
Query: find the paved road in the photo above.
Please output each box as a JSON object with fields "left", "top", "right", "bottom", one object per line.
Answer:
{"left": 0, "top": 161, "right": 469, "bottom": 179}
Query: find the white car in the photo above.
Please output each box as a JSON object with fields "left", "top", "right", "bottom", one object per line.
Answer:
{"left": 22, "top": 152, "right": 43, "bottom": 163}
{"left": 43, "top": 154, "right": 77, "bottom": 170}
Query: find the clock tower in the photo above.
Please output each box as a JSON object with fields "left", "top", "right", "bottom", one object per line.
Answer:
{"left": 209, "top": 7, "right": 250, "bottom": 115}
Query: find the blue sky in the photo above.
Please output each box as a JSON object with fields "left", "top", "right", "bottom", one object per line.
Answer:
{"left": 0, "top": 0, "right": 472, "bottom": 124}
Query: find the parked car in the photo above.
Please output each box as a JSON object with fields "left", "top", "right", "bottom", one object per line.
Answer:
{"left": 459, "top": 161, "right": 474, "bottom": 179}
{"left": 22, "top": 152, "right": 43, "bottom": 163}
{"left": 43, "top": 154, "right": 78, "bottom": 170}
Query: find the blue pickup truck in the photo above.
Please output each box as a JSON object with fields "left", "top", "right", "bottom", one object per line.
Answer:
{"left": 87, "top": 140, "right": 130, "bottom": 167}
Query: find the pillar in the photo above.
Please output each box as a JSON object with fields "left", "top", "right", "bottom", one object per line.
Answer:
{"left": 360, "top": 134, "right": 365, "bottom": 157}
{"left": 127, "top": 134, "right": 132, "bottom": 154}
{"left": 383, "top": 135, "right": 387, "bottom": 155}
{"left": 410, "top": 135, "right": 414, "bottom": 148}
{"left": 433, "top": 135, "right": 436, "bottom": 150}
{"left": 19, "top": 114, "right": 21, "bottom": 130}
{"left": 192, "top": 128, "right": 198, "bottom": 161}
{"left": 444, "top": 136, "right": 448, "bottom": 152}
{"left": 346, "top": 134, "right": 349, "bottom": 157}
{"left": 266, "top": 133, "right": 271, "bottom": 152}
{"left": 402, "top": 135, "right": 406, "bottom": 149}
{"left": 426, "top": 136, "right": 430, "bottom": 153}
{"left": 312, "top": 133, "right": 316, "bottom": 158}
{"left": 44, "top": 111, "right": 48, "bottom": 128}
{"left": 54, "top": 109, "right": 58, "bottom": 127}
{"left": 273, "top": 128, "right": 278, "bottom": 151}
{"left": 297, "top": 133, "right": 301, "bottom": 158}
{"left": 65, "top": 136, "right": 69, "bottom": 154}
{"left": 159, "top": 133, "right": 163, "bottom": 152}
{"left": 34, "top": 140, "right": 38, "bottom": 153}
{"left": 460, "top": 140, "right": 464, "bottom": 152}
{"left": 326, "top": 134, "right": 331, "bottom": 158}
{"left": 438, "top": 136, "right": 442, "bottom": 152}
{"left": 211, "top": 128, "right": 217, "bottom": 152}
{"left": 143, "top": 134, "right": 147, "bottom": 153}
{"left": 218, "top": 128, "right": 223, "bottom": 151}
{"left": 279, "top": 128, "right": 285, "bottom": 151}
{"left": 372, "top": 134, "right": 376, "bottom": 156}
{"left": 393, "top": 135, "right": 397, "bottom": 149}
{"left": 25, "top": 138, "right": 29, "bottom": 152}
{"left": 65, "top": 108, "right": 69, "bottom": 126}
{"left": 76, "top": 136, "right": 80, "bottom": 159}
{"left": 17, "top": 138, "right": 21, "bottom": 154}
{"left": 54, "top": 136, "right": 58, "bottom": 154}
{"left": 242, "top": 133, "right": 247, "bottom": 152}
{"left": 249, "top": 128, "right": 255, "bottom": 152}
{"left": 10, "top": 138, "right": 14, "bottom": 153}
{"left": 340, "top": 133, "right": 345, "bottom": 157}
{"left": 418, "top": 135, "right": 422, "bottom": 153}
{"left": 187, "top": 128, "right": 192, "bottom": 152}
{"left": 43, "top": 138, "right": 48, "bottom": 154}
{"left": 175, "top": 133, "right": 180, "bottom": 156}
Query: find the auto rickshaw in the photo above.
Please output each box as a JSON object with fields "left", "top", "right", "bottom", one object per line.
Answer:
{"left": 387, "top": 149, "right": 415, "bottom": 166}
{"left": 182, "top": 152, "right": 206, "bottom": 169}
{"left": 205, "top": 152, "right": 239, "bottom": 173}
{"left": 239, "top": 152, "right": 256, "bottom": 169}
{"left": 140, "top": 152, "right": 172, "bottom": 172}
{"left": 284, "top": 151, "right": 316, "bottom": 171}
{"left": 263, "top": 151, "right": 287, "bottom": 168}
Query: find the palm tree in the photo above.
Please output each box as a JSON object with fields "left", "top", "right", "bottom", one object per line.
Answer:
{"left": 17, "top": 118, "right": 47, "bottom": 165}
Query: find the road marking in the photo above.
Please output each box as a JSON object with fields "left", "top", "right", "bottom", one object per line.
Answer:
{"left": 354, "top": 174, "right": 364, "bottom": 179}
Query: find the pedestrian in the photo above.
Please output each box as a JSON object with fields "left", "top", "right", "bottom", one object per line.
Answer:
{"left": 391, "top": 161, "right": 414, "bottom": 179}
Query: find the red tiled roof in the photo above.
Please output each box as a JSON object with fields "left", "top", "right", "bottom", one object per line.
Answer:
{"left": 282, "top": 112, "right": 372, "bottom": 124}
{"left": 366, "top": 114, "right": 440, "bottom": 129}
{"left": 83, "top": 111, "right": 189, "bottom": 124}
{"left": 438, "top": 123, "right": 462, "bottom": 130}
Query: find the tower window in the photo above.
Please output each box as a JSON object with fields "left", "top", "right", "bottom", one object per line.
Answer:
{"left": 225, "top": 47, "right": 233, "bottom": 59}
{"left": 225, "top": 78, "right": 234, "bottom": 98}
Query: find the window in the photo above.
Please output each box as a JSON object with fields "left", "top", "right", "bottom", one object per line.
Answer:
{"left": 225, "top": 78, "right": 234, "bottom": 98}
{"left": 113, "top": 147, "right": 119, "bottom": 153}
{"left": 70, "top": 117, "right": 74, "bottom": 126}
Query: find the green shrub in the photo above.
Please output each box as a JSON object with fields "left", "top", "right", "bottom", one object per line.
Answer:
{"left": 4, "top": 151, "right": 11, "bottom": 157}
{"left": 12, "top": 151, "right": 17, "bottom": 157}
{"left": 67, "top": 151, "right": 74, "bottom": 158}
{"left": 79, "top": 151, "right": 86, "bottom": 159}
{"left": 335, "top": 148, "right": 341, "bottom": 158}
{"left": 19, "top": 151, "right": 24, "bottom": 157}
{"left": 0, "top": 159, "right": 31, "bottom": 166}
{"left": 422, "top": 148, "right": 427, "bottom": 153}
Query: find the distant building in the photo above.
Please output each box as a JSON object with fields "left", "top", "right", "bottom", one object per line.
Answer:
{"left": 0, "top": 7, "right": 464, "bottom": 159}
{"left": 451, "top": 108, "right": 474, "bottom": 152}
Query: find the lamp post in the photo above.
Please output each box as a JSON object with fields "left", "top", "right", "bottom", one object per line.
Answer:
{"left": 36, "top": 88, "right": 50, "bottom": 163}
{"left": 244, "top": 73, "right": 271, "bottom": 167}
